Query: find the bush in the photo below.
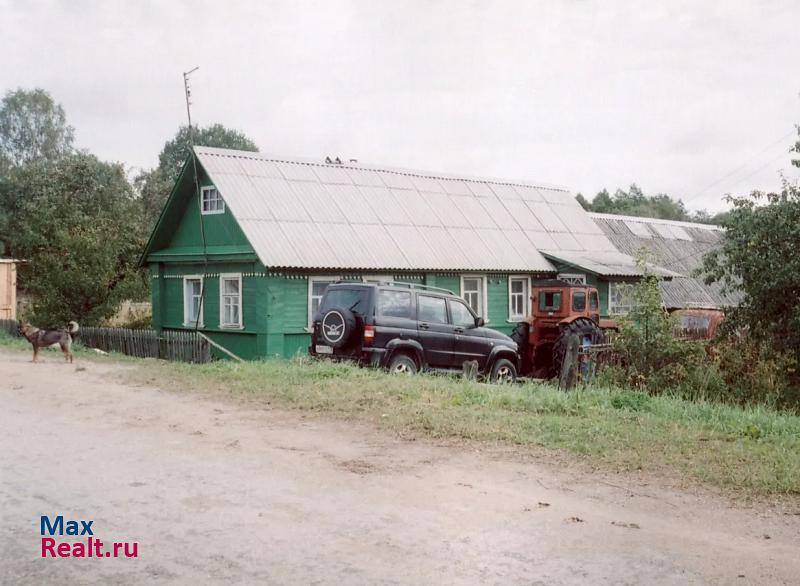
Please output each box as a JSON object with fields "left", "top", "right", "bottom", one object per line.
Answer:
{"left": 600, "top": 250, "right": 798, "bottom": 411}
{"left": 710, "top": 337, "right": 797, "bottom": 409}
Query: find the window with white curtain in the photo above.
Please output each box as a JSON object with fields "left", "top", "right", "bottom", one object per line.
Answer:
{"left": 460, "top": 275, "right": 486, "bottom": 318}
{"left": 609, "top": 282, "right": 636, "bottom": 315}
{"left": 508, "top": 276, "right": 530, "bottom": 320}
{"left": 220, "top": 274, "right": 242, "bottom": 328}
{"left": 183, "top": 276, "right": 204, "bottom": 327}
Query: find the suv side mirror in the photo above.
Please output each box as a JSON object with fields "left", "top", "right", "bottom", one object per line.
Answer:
{"left": 475, "top": 317, "right": 485, "bottom": 328}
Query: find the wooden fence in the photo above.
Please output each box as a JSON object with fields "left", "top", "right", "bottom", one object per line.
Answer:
{"left": 0, "top": 319, "right": 210, "bottom": 363}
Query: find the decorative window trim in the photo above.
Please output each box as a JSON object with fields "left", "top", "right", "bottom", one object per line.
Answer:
{"left": 558, "top": 272, "right": 586, "bottom": 285}
{"left": 460, "top": 274, "right": 488, "bottom": 321}
{"left": 307, "top": 276, "right": 340, "bottom": 330}
{"left": 183, "top": 275, "right": 204, "bottom": 327}
{"left": 219, "top": 273, "right": 243, "bottom": 329}
{"left": 201, "top": 185, "right": 225, "bottom": 215}
{"left": 507, "top": 275, "right": 531, "bottom": 322}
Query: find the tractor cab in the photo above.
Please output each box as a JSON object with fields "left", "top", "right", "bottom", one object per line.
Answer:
{"left": 511, "top": 279, "right": 608, "bottom": 378}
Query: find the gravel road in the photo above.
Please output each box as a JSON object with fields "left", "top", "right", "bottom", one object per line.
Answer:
{"left": 1, "top": 349, "right": 798, "bottom": 585}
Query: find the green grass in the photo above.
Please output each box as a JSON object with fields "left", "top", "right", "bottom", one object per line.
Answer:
{"left": 126, "top": 356, "right": 800, "bottom": 497}
{"left": 2, "top": 331, "right": 798, "bottom": 496}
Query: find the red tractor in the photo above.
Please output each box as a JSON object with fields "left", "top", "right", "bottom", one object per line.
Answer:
{"left": 511, "top": 280, "right": 616, "bottom": 379}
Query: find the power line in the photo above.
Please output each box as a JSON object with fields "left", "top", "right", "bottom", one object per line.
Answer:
{"left": 685, "top": 128, "right": 796, "bottom": 203}
{"left": 722, "top": 148, "right": 792, "bottom": 192}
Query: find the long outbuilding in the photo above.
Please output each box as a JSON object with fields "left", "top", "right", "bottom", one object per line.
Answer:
{"left": 142, "top": 147, "right": 677, "bottom": 359}
{"left": 590, "top": 213, "right": 740, "bottom": 311}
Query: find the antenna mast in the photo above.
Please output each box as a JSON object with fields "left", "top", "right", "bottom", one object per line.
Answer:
{"left": 183, "top": 66, "right": 199, "bottom": 145}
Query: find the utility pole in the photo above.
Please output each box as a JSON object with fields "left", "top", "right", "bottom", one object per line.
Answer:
{"left": 183, "top": 66, "right": 199, "bottom": 144}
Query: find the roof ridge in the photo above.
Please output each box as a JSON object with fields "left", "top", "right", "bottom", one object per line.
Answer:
{"left": 588, "top": 211, "right": 722, "bottom": 231}
{"left": 193, "top": 146, "right": 570, "bottom": 193}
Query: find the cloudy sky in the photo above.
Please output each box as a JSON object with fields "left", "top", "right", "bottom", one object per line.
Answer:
{"left": 2, "top": 0, "right": 798, "bottom": 212}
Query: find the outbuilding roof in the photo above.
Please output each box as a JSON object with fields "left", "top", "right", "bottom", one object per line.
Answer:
{"left": 192, "top": 147, "right": 655, "bottom": 276}
{"left": 590, "top": 213, "right": 741, "bottom": 308}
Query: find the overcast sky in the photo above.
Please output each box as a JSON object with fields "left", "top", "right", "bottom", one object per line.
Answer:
{"left": 2, "top": 0, "right": 798, "bottom": 212}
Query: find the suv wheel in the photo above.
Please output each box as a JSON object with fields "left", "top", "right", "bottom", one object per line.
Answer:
{"left": 388, "top": 353, "right": 417, "bottom": 376}
{"left": 320, "top": 307, "right": 357, "bottom": 348}
{"left": 490, "top": 358, "right": 517, "bottom": 384}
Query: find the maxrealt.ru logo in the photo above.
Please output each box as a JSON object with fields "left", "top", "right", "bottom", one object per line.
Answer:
{"left": 40, "top": 516, "right": 139, "bottom": 558}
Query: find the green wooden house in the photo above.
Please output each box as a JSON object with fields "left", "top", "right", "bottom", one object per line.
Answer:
{"left": 142, "top": 147, "right": 676, "bottom": 359}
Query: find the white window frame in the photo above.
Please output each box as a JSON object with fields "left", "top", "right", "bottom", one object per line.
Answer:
{"left": 507, "top": 276, "right": 531, "bottom": 321}
{"left": 460, "top": 274, "right": 488, "bottom": 320}
{"left": 361, "top": 274, "right": 393, "bottom": 284}
{"left": 558, "top": 273, "right": 586, "bottom": 285}
{"left": 201, "top": 185, "right": 225, "bottom": 215}
{"left": 219, "top": 273, "right": 243, "bottom": 329}
{"left": 608, "top": 282, "right": 636, "bottom": 315}
{"left": 183, "top": 275, "right": 204, "bottom": 327}
{"left": 307, "top": 276, "right": 340, "bottom": 330}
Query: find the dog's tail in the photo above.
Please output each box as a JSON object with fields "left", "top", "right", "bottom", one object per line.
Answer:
{"left": 67, "top": 321, "right": 80, "bottom": 337}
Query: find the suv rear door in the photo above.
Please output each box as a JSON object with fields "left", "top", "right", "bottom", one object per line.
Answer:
{"left": 416, "top": 294, "right": 454, "bottom": 367}
{"left": 448, "top": 298, "right": 492, "bottom": 369}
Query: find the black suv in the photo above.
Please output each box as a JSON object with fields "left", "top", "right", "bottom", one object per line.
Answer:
{"left": 309, "top": 282, "right": 519, "bottom": 383}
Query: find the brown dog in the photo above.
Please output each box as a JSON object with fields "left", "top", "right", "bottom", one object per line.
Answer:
{"left": 17, "top": 321, "right": 80, "bottom": 363}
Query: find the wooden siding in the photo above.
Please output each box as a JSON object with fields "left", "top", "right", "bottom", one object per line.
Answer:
{"left": 150, "top": 266, "right": 562, "bottom": 358}
{"left": 0, "top": 263, "right": 16, "bottom": 320}
{"left": 150, "top": 261, "right": 265, "bottom": 359}
{"left": 145, "top": 165, "right": 256, "bottom": 263}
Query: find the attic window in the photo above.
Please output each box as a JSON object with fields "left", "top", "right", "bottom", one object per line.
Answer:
{"left": 201, "top": 186, "right": 225, "bottom": 214}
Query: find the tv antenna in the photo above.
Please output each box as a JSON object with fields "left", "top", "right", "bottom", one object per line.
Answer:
{"left": 183, "top": 66, "right": 199, "bottom": 145}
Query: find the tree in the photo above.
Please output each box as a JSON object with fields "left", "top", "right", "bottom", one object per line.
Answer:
{"left": 589, "top": 188, "right": 613, "bottom": 212}
{"left": 576, "top": 184, "right": 719, "bottom": 222}
{"left": 135, "top": 123, "right": 258, "bottom": 230}
{"left": 7, "top": 153, "right": 147, "bottom": 325}
{"left": 0, "top": 88, "right": 74, "bottom": 172}
{"left": 702, "top": 182, "right": 800, "bottom": 369}
{"left": 0, "top": 89, "right": 75, "bottom": 254}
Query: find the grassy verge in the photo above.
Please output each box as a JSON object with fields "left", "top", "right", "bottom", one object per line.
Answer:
{"left": 127, "top": 355, "right": 800, "bottom": 497}
{"left": 2, "top": 331, "right": 797, "bottom": 496}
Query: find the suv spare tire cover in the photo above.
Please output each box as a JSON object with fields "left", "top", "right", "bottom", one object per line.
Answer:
{"left": 320, "top": 307, "right": 357, "bottom": 348}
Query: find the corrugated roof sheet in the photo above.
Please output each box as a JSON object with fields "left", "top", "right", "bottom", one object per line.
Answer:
{"left": 589, "top": 213, "right": 741, "bottom": 308}
{"left": 193, "top": 146, "right": 632, "bottom": 273}
{"left": 541, "top": 250, "right": 682, "bottom": 278}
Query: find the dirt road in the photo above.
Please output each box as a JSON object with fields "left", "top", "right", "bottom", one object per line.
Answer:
{"left": 0, "top": 350, "right": 798, "bottom": 585}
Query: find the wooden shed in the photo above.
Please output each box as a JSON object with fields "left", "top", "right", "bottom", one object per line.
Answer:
{"left": 0, "top": 259, "right": 19, "bottom": 320}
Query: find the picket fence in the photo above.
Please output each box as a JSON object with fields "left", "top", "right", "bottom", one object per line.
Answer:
{"left": 0, "top": 319, "right": 210, "bottom": 363}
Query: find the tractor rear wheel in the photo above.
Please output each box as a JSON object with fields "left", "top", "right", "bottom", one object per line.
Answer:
{"left": 551, "top": 317, "right": 603, "bottom": 380}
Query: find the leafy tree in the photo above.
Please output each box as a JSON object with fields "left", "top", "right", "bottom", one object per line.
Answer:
{"left": 702, "top": 182, "right": 800, "bottom": 370}
{"left": 0, "top": 89, "right": 75, "bottom": 253}
{"left": 0, "top": 88, "right": 74, "bottom": 172}
{"left": 576, "top": 183, "right": 728, "bottom": 224}
{"left": 589, "top": 188, "right": 613, "bottom": 213}
{"left": 135, "top": 123, "right": 258, "bottom": 230}
{"left": 7, "top": 153, "right": 147, "bottom": 325}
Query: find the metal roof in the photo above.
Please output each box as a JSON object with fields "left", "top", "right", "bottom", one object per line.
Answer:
{"left": 540, "top": 250, "right": 682, "bottom": 278}
{"left": 194, "top": 147, "right": 630, "bottom": 273}
{"left": 590, "top": 213, "right": 741, "bottom": 308}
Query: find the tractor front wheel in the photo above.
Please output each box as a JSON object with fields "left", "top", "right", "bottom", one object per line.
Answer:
{"left": 551, "top": 317, "right": 603, "bottom": 381}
